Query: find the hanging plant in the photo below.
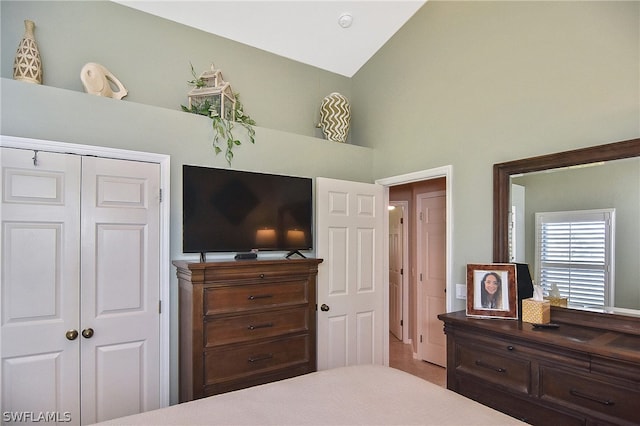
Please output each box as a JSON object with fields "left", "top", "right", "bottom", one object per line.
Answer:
{"left": 181, "top": 63, "right": 256, "bottom": 165}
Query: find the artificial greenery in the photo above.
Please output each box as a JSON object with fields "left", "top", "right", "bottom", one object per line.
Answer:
{"left": 181, "top": 63, "right": 256, "bottom": 165}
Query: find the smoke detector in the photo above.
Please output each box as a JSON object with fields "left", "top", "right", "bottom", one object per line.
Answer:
{"left": 338, "top": 13, "right": 353, "bottom": 28}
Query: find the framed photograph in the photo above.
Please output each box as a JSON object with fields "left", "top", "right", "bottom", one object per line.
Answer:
{"left": 466, "top": 263, "right": 518, "bottom": 319}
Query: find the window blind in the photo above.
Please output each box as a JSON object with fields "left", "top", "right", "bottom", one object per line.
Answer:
{"left": 535, "top": 209, "right": 614, "bottom": 309}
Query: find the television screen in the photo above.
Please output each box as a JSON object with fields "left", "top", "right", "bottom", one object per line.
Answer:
{"left": 182, "top": 165, "right": 313, "bottom": 254}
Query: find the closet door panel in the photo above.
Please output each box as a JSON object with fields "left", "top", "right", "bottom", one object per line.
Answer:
{"left": 94, "top": 341, "right": 145, "bottom": 421}
{"left": 80, "top": 157, "right": 160, "bottom": 424}
{"left": 1, "top": 147, "right": 81, "bottom": 422}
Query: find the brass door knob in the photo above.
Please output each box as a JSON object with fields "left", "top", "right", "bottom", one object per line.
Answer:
{"left": 66, "top": 329, "right": 79, "bottom": 340}
{"left": 81, "top": 328, "right": 94, "bottom": 339}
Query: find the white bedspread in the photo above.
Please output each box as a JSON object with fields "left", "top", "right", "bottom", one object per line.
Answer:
{"left": 96, "top": 365, "right": 524, "bottom": 425}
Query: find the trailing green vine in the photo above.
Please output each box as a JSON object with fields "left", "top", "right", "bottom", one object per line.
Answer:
{"left": 181, "top": 64, "right": 256, "bottom": 165}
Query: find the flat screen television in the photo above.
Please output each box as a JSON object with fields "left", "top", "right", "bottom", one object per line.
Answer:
{"left": 182, "top": 165, "right": 313, "bottom": 256}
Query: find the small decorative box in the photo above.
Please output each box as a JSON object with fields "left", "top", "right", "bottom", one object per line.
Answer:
{"left": 522, "top": 298, "right": 551, "bottom": 324}
{"left": 544, "top": 296, "right": 568, "bottom": 308}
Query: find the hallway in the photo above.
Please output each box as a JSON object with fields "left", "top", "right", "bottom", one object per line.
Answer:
{"left": 389, "top": 334, "right": 446, "bottom": 387}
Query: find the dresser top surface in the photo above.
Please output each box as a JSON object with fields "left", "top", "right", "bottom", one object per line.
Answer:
{"left": 439, "top": 310, "right": 640, "bottom": 364}
{"left": 173, "top": 258, "right": 323, "bottom": 269}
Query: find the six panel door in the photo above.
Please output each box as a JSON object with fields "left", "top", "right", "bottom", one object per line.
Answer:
{"left": 80, "top": 156, "right": 160, "bottom": 424}
{"left": 1, "top": 148, "right": 82, "bottom": 422}
{"left": 315, "top": 177, "right": 384, "bottom": 370}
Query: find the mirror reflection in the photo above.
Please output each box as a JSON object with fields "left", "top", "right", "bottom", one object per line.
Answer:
{"left": 509, "top": 157, "right": 640, "bottom": 310}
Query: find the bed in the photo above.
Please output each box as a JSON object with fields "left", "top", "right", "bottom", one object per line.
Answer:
{"left": 96, "top": 365, "right": 524, "bottom": 425}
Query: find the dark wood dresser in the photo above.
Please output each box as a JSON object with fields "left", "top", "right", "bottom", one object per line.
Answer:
{"left": 174, "top": 258, "right": 322, "bottom": 402}
{"left": 438, "top": 308, "right": 640, "bottom": 425}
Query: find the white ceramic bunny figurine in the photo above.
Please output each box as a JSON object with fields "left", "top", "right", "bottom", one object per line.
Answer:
{"left": 80, "top": 62, "right": 127, "bottom": 99}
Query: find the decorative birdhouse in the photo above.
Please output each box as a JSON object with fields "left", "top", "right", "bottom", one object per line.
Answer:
{"left": 187, "top": 64, "right": 236, "bottom": 121}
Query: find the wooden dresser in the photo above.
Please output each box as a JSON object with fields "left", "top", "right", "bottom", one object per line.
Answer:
{"left": 438, "top": 308, "right": 640, "bottom": 425}
{"left": 174, "top": 258, "right": 323, "bottom": 402}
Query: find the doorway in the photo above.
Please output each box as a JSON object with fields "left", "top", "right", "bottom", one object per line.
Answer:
{"left": 378, "top": 166, "right": 451, "bottom": 371}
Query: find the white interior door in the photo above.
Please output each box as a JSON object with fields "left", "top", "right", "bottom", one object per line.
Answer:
{"left": 417, "top": 191, "right": 446, "bottom": 367}
{"left": 80, "top": 157, "right": 160, "bottom": 424}
{"left": 1, "top": 148, "right": 82, "bottom": 423}
{"left": 316, "top": 177, "right": 384, "bottom": 370}
{"left": 388, "top": 205, "right": 403, "bottom": 340}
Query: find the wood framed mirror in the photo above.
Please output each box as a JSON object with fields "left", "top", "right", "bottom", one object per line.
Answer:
{"left": 493, "top": 137, "right": 640, "bottom": 263}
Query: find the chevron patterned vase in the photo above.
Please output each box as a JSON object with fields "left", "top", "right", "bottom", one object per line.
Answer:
{"left": 13, "top": 20, "right": 42, "bottom": 84}
{"left": 319, "top": 92, "right": 351, "bottom": 143}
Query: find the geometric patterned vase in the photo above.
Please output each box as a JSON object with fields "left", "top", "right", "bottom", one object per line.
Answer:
{"left": 13, "top": 20, "right": 42, "bottom": 84}
{"left": 318, "top": 92, "right": 351, "bottom": 143}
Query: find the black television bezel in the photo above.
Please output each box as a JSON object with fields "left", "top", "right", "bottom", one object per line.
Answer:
{"left": 182, "top": 165, "right": 313, "bottom": 255}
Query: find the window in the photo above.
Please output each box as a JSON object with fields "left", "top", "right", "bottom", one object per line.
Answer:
{"left": 535, "top": 209, "right": 615, "bottom": 309}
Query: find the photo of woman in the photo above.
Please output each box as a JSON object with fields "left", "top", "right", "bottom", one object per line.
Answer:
{"left": 479, "top": 271, "right": 502, "bottom": 309}
{"left": 466, "top": 263, "right": 517, "bottom": 319}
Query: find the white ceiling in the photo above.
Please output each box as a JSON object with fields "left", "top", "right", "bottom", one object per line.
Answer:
{"left": 113, "top": 1, "right": 426, "bottom": 77}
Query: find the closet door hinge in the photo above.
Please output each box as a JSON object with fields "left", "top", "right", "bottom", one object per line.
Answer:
{"left": 159, "top": 188, "right": 163, "bottom": 202}
{"left": 158, "top": 300, "right": 162, "bottom": 314}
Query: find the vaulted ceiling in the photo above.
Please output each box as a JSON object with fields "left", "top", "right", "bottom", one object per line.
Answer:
{"left": 113, "top": 1, "right": 427, "bottom": 77}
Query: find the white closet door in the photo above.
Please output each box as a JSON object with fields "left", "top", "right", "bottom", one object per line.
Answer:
{"left": 1, "top": 148, "right": 81, "bottom": 422}
{"left": 80, "top": 157, "right": 160, "bottom": 424}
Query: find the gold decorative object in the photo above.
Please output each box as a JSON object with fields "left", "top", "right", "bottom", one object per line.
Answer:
{"left": 522, "top": 298, "right": 551, "bottom": 324}
{"left": 13, "top": 20, "right": 42, "bottom": 84}
{"left": 318, "top": 92, "right": 351, "bottom": 143}
{"left": 187, "top": 64, "right": 236, "bottom": 121}
{"left": 544, "top": 296, "right": 568, "bottom": 307}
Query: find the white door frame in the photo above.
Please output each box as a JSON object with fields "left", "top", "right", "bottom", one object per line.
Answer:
{"left": 0, "top": 135, "right": 171, "bottom": 408}
{"left": 389, "top": 201, "right": 410, "bottom": 344}
{"left": 376, "top": 166, "right": 453, "bottom": 362}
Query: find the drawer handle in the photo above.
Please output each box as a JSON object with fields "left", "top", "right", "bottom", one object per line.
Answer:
{"left": 475, "top": 360, "right": 506, "bottom": 373}
{"left": 248, "top": 323, "right": 274, "bottom": 330}
{"left": 569, "top": 389, "right": 615, "bottom": 406}
{"left": 248, "top": 294, "right": 273, "bottom": 300}
{"left": 507, "top": 345, "right": 515, "bottom": 351}
{"left": 259, "top": 273, "right": 265, "bottom": 279}
{"left": 248, "top": 353, "right": 273, "bottom": 363}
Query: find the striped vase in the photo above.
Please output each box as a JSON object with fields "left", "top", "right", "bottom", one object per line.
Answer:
{"left": 318, "top": 92, "right": 351, "bottom": 143}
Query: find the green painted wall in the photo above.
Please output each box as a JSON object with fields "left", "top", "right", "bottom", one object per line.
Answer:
{"left": 1, "top": 0, "right": 352, "bottom": 139}
{"left": 352, "top": 1, "right": 639, "bottom": 312}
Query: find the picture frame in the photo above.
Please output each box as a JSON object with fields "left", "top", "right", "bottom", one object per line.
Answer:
{"left": 466, "top": 263, "right": 518, "bottom": 319}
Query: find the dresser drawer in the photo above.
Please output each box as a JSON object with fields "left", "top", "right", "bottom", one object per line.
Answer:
{"left": 540, "top": 366, "right": 640, "bottom": 424}
{"left": 204, "top": 335, "right": 310, "bottom": 385}
{"left": 456, "top": 343, "right": 531, "bottom": 394}
{"left": 204, "top": 279, "right": 308, "bottom": 314}
{"left": 454, "top": 328, "right": 590, "bottom": 370}
{"left": 204, "top": 307, "right": 309, "bottom": 347}
{"left": 202, "top": 262, "right": 315, "bottom": 282}
{"left": 457, "top": 375, "right": 586, "bottom": 426}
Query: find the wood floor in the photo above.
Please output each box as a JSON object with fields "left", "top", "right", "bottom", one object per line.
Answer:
{"left": 388, "top": 333, "right": 446, "bottom": 387}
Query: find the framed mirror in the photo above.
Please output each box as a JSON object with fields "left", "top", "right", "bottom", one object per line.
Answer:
{"left": 493, "top": 137, "right": 640, "bottom": 309}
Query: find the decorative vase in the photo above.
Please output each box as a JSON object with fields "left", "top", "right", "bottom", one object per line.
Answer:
{"left": 13, "top": 20, "right": 42, "bottom": 84}
{"left": 318, "top": 92, "right": 351, "bottom": 143}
